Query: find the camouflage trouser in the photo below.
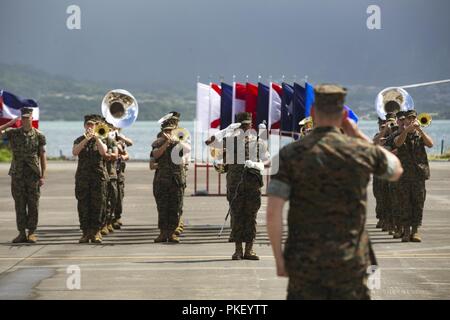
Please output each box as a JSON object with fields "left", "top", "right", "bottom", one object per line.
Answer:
{"left": 115, "top": 176, "right": 125, "bottom": 220}
{"left": 11, "top": 170, "right": 40, "bottom": 232}
{"left": 227, "top": 171, "right": 262, "bottom": 243}
{"left": 153, "top": 174, "right": 184, "bottom": 233}
{"left": 397, "top": 179, "right": 426, "bottom": 227}
{"left": 372, "top": 177, "right": 383, "bottom": 220}
{"left": 105, "top": 179, "right": 118, "bottom": 225}
{"left": 287, "top": 273, "right": 370, "bottom": 300}
{"left": 75, "top": 176, "right": 107, "bottom": 231}
{"left": 389, "top": 181, "right": 401, "bottom": 225}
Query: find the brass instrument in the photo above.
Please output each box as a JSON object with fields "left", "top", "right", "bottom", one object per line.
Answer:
{"left": 94, "top": 122, "right": 110, "bottom": 139}
{"left": 417, "top": 113, "right": 432, "bottom": 128}
{"left": 101, "top": 89, "right": 138, "bottom": 128}
{"left": 299, "top": 116, "right": 313, "bottom": 137}
{"left": 375, "top": 87, "right": 414, "bottom": 120}
{"left": 171, "top": 127, "right": 190, "bottom": 143}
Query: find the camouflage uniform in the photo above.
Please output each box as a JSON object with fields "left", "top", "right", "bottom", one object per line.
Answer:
{"left": 74, "top": 135, "right": 108, "bottom": 234}
{"left": 2, "top": 126, "right": 46, "bottom": 234}
{"left": 115, "top": 141, "right": 127, "bottom": 222}
{"left": 104, "top": 137, "right": 118, "bottom": 229}
{"left": 268, "top": 85, "right": 390, "bottom": 300}
{"left": 151, "top": 122, "right": 186, "bottom": 241}
{"left": 390, "top": 131, "right": 429, "bottom": 228}
{"left": 220, "top": 112, "right": 269, "bottom": 260}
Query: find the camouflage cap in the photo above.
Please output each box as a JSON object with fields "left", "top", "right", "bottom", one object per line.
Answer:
{"left": 377, "top": 117, "right": 386, "bottom": 125}
{"left": 84, "top": 114, "right": 98, "bottom": 124}
{"left": 169, "top": 111, "right": 181, "bottom": 120}
{"left": 20, "top": 107, "right": 33, "bottom": 117}
{"left": 161, "top": 118, "right": 177, "bottom": 130}
{"left": 404, "top": 110, "right": 417, "bottom": 118}
{"left": 314, "top": 84, "right": 347, "bottom": 113}
{"left": 235, "top": 112, "right": 252, "bottom": 124}
{"left": 396, "top": 111, "right": 406, "bottom": 119}
{"left": 385, "top": 112, "right": 397, "bottom": 122}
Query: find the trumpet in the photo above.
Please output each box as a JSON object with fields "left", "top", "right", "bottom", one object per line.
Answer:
{"left": 417, "top": 113, "right": 432, "bottom": 128}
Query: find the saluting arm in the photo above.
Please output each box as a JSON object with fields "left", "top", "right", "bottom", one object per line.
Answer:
{"left": 0, "top": 118, "right": 18, "bottom": 135}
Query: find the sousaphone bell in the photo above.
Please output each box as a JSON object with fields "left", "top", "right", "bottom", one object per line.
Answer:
{"left": 102, "top": 89, "right": 138, "bottom": 128}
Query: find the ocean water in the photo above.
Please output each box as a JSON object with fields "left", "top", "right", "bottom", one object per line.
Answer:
{"left": 39, "top": 120, "right": 450, "bottom": 160}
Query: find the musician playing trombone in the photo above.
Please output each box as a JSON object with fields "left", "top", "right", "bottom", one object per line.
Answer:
{"left": 72, "top": 114, "right": 108, "bottom": 243}
{"left": 388, "top": 109, "right": 433, "bottom": 242}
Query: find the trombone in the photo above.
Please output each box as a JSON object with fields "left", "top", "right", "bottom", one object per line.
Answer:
{"left": 417, "top": 113, "right": 432, "bottom": 128}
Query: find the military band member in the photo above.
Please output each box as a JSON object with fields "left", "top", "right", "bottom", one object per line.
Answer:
{"left": 101, "top": 123, "right": 119, "bottom": 236}
{"left": 72, "top": 115, "right": 108, "bottom": 243}
{"left": 267, "top": 84, "right": 403, "bottom": 299}
{"left": 151, "top": 115, "right": 190, "bottom": 243}
{"left": 391, "top": 110, "right": 433, "bottom": 242}
{"left": 0, "top": 108, "right": 47, "bottom": 243}
{"left": 113, "top": 130, "right": 130, "bottom": 229}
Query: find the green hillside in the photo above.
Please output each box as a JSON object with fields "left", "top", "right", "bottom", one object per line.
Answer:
{"left": 1, "top": 63, "right": 450, "bottom": 120}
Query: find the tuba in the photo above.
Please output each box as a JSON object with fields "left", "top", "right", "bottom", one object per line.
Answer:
{"left": 375, "top": 87, "right": 414, "bottom": 120}
{"left": 101, "top": 89, "right": 138, "bottom": 128}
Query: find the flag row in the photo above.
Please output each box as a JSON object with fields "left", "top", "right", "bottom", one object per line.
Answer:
{"left": 196, "top": 82, "right": 358, "bottom": 134}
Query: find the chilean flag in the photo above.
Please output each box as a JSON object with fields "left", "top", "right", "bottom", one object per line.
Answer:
{"left": 210, "top": 83, "right": 221, "bottom": 129}
{"left": 232, "top": 82, "right": 246, "bottom": 123}
{"left": 0, "top": 90, "right": 39, "bottom": 128}
{"left": 245, "top": 83, "right": 258, "bottom": 127}
{"left": 268, "top": 83, "right": 282, "bottom": 130}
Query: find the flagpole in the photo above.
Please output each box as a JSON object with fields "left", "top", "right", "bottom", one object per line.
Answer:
{"left": 194, "top": 76, "right": 200, "bottom": 195}
{"left": 232, "top": 75, "right": 236, "bottom": 123}
{"left": 399, "top": 79, "right": 450, "bottom": 89}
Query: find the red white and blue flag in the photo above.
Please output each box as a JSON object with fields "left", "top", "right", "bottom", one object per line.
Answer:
{"left": 0, "top": 90, "right": 39, "bottom": 128}
{"left": 232, "top": 82, "right": 246, "bottom": 123}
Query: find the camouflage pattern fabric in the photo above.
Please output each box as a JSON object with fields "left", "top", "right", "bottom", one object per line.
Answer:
{"left": 225, "top": 134, "right": 267, "bottom": 243}
{"left": 386, "top": 131, "right": 429, "bottom": 227}
{"left": 152, "top": 137, "right": 185, "bottom": 234}
{"left": 74, "top": 135, "right": 108, "bottom": 230}
{"left": 3, "top": 127, "right": 46, "bottom": 232}
{"left": 268, "top": 126, "right": 389, "bottom": 300}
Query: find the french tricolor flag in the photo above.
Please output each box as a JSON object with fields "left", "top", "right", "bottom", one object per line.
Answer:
{"left": 0, "top": 90, "right": 39, "bottom": 128}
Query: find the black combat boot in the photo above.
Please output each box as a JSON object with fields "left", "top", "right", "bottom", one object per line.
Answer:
{"left": 79, "top": 229, "right": 89, "bottom": 243}
{"left": 402, "top": 226, "right": 411, "bottom": 242}
{"left": 232, "top": 242, "right": 243, "bottom": 260}
{"left": 244, "top": 242, "right": 260, "bottom": 260}
{"left": 12, "top": 230, "right": 28, "bottom": 243}
{"left": 393, "top": 225, "right": 403, "bottom": 239}
{"left": 154, "top": 230, "right": 167, "bottom": 243}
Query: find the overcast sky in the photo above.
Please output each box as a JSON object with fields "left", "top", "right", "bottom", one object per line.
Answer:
{"left": 1, "top": 0, "right": 449, "bottom": 88}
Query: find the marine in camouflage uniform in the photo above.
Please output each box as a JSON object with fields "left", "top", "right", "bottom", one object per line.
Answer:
{"left": 101, "top": 131, "right": 118, "bottom": 236}
{"left": 267, "top": 84, "right": 401, "bottom": 300}
{"left": 221, "top": 112, "right": 269, "bottom": 260}
{"left": 151, "top": 116, "right": 188, "bottom": 243}
{"left": 0, "top": 107, "right": 47, "bottom": 243}
{"left": 113, "top": 134, "right": 130, "bottom": 229}
{"left": 388, "top": 109, "right": 433, "bottom": 242}
{"left": 385, "top": 111, "right": 407, "bottom": 239}
{"left": 73, "top": 115, "right": 109, "bottom": 243}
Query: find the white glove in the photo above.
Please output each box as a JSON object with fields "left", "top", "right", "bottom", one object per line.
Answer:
{"left": 245, "top": 160, "right": 264, "bottom": 173}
